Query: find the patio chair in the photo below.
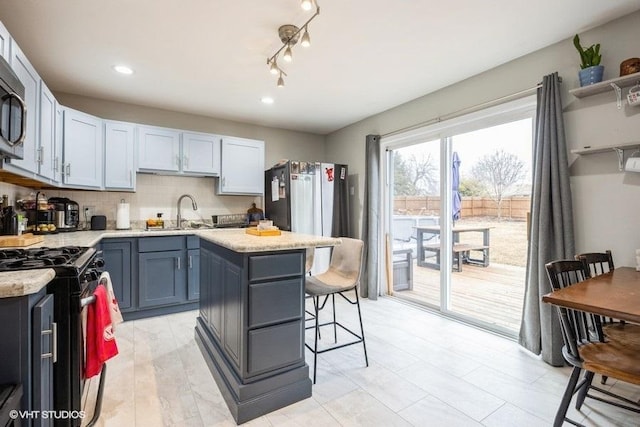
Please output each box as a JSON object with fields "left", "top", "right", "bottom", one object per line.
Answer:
{"left": 391, "top": 215, "right": 439, "bottom": 259}
{"left": 304, "top": 237, "right": 368, "bottom": 384}
{"left": 545, "top": 260, "right": 640, "bottom": 427}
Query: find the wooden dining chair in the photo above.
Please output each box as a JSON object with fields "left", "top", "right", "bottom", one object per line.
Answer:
{"left": 576, "top": 250, "right": 614, "bottom": 277}
{"left": 545, "top": 260, "right": 640, "bottom": 427}
{"left": 576, "top": 250, "right": 640, "bottom": 385}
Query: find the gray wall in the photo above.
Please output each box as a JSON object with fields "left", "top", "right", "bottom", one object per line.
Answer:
{"left": 326, "top": 11, "right": 640, "bottom": 266}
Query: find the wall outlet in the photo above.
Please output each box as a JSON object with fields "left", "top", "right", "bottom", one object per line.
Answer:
{"left": 83, "top": 205, "right": 96, "bottom": 219}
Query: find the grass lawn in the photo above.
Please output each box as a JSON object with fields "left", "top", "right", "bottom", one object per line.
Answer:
{"left": 455, "top": 217, "right": 528, "bottom": 267}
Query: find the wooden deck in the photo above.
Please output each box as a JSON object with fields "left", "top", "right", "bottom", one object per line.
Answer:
{"left": 392, "top": 260, "right": 526, "bottom": 332}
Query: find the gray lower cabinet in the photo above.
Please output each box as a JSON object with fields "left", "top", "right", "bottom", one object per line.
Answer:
{"left": 101, "top": 239, "right": 134, "bottom": 311}
{"left": 101, "top": 235, "right": 199, "bottom": 320}
{"left": 139, "top": 249, "right": 186, "bottom": 307}
{"left": 195, "top": 239, "right": 310, "bottom": 424}
{"left": 187, "top": 236, "right": 200, "bottom": 301}
{"left": 0, "top": 289, "right": 54, "bottom": 426}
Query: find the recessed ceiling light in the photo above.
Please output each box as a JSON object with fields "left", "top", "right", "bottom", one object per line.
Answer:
{"left": 113, "top": 65, "right": 133, "bottom": 75}
{"left": 261, "top": 97, "right": 274, "bottom": 104}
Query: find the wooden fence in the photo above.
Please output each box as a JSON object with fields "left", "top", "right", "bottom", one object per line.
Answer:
{"left": 394, "top": 196, "right": 531, "bottom": 220}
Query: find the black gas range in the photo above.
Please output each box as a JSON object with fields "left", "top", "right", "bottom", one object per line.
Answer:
{"left": 0, "top": 246, "right": 104, "bottom": 427}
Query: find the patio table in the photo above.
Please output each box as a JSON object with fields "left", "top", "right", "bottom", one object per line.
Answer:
{"left": 415, "top": 225, "right": 491, "bottom": 271}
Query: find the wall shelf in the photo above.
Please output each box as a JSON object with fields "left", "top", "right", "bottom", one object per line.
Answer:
{"left": 569, "top": 71, "right": 640, "bottom": 109}
{"left": 571, "top": 142, "right": 640, "bottom": 170}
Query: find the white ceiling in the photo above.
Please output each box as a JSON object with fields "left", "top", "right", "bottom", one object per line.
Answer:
{"left": 1, "top": 1, "right": 639, "bottom": 135}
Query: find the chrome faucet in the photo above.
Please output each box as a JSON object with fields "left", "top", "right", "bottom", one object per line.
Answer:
{"left": 177, "top": 194, "right": 198, "bottom": 229}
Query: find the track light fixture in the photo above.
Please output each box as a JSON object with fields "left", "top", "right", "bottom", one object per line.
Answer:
{"left": 266, "top": 1, "right": 320, "bottom": 87}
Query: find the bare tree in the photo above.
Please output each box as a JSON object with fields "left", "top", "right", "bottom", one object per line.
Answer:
{"left": 393, "top": 151, "right": 438, "bottom": 196}
{"left": 471, "top": 149, "right": 526, "bottom": 219}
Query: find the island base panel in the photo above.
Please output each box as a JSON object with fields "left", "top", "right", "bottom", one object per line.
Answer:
{"left": 195, "top": 319, "right": 312, "bottom": 424}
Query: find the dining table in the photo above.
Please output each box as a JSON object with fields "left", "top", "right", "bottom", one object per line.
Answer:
{"left": 542, "top": 266, "right": 640, "bottom": 324}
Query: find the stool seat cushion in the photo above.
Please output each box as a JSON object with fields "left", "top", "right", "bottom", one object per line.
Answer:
{"left": 306, "top": 271, "right": 357, "bottom": 295}
{"left": 305, "top": 237, "right": 363, "bottom": 296}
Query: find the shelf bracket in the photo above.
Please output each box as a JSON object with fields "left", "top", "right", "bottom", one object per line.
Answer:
{"left": 610, "top": 82, "right": 622, "bottom": 109}
{"left": 613, "top": 147, "right": 625, "bottom": 171}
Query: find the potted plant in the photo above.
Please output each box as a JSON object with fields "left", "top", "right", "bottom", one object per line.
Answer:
{"left": 573, "top": 34, "right": 604, "bottom": 86}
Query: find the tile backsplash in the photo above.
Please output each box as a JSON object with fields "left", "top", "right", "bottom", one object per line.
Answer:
{"left": 0, "top": 174, "right": 260, "bottom": 229}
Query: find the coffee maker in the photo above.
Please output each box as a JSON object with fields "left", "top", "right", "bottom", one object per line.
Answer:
{"left": 1, "top": 206, "right": 18, "bottom": 235}
{"left": 48, "top": 197, "right": 79, "bottom": 231}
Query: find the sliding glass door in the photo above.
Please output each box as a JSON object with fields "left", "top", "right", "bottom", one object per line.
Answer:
{"left": 390, "top": 139, "right": 442, "bottom": 308}
{"left": 383, "top": 97, "right": 535, "bottom": 336}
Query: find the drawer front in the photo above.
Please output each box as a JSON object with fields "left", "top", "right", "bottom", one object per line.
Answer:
{"left": 138, "top": 236, "right": 185, "bottom": 252}
{"left": 187, "top": 235, "right": 199, "bottom": 249}
{"left": 249, "top": 252, "right": 303, "bottom": 282}
{"left": 247, "top": 320, "right": 303, "bottom": 376}
{"left": 249, "top": 278, "right": 303, "bottom": 328}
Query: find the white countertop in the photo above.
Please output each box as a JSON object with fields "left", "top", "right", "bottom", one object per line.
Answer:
{"left": 26, "top": 228, "right": 340, "bottom": 252}
{"left": 0, "top": 228, "right": 341, "bottom": 297}
{"left": 0, "top": 269, "right": 56, "bottom": 298}
{"left": 197, "top": 229, "right": 340, "bottom": 252}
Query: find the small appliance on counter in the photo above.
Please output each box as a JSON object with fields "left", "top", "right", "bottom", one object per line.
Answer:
{"left": 48, "top": 197, "right": 80, "bottom": 232}
{"left": 0, "top": 205, "right": 19, "bottom": 235}
{"left": 90, "top": 215, "right": 107, "bottom": 230}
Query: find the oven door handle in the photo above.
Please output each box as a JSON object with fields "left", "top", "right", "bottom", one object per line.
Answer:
{"left": 81, "top": 294, "right": 97, "bottom": 308}
{"left": 41, "top": 321, "right": 58, "bottom": 363}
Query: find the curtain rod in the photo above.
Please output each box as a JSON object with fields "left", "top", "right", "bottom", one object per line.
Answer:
{"left": 381, "top": 77, "right": 561, "bottom": 139}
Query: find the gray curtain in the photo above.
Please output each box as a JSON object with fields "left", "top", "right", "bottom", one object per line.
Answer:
{"left": 360, "top": 134, "right": 380, "bottom": 299}
{"left": 519, "top": 72, "right": 575, "bottom": 366}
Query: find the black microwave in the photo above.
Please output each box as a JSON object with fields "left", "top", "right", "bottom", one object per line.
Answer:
{"left": 0, "top": 54, "right": 26, "bottom": 159}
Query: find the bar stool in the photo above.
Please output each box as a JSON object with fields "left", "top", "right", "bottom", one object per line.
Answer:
{"left": 304, "top": 237, "right": 368, "bottom": 384}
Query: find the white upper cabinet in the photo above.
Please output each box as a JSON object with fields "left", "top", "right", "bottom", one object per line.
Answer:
{"left": 62, "top": 108, "right": 103, "bottom": 188}
{"left": 137, "top": 125, "right": 181, "bottom": 172}
{"left": 105, "top": 121, "right": 135, "bottom": 190}
{"left": 137, "top": 126, "right": 221, "bottom": 176}
{"left": 53, "top": 104, "right": 64, "bottom": 183}
{"left": 0, "top": 20, "right": 9, "bottom": 59}
{"left": 218, "top": 137, "right": 264, "bottom": 195}
{"left": 8, "top": 40, "right": 39, "bottom": 174}
{"left": 38, "top": 81, "right": 56, "bottom": 181}
{"left": 182, "top": 132, "right": 220, "bottom": 175}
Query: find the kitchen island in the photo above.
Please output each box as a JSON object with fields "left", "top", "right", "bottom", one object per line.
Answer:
{"left": 194, "top": 230, "right": 339, "bottom": 424}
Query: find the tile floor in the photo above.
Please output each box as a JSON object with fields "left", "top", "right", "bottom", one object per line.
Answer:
{"left": 90, "top": 296, "right": 640, "bottom": 426}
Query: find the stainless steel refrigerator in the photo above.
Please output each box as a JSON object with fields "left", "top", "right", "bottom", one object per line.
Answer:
{"left": 265, "top": 160, "right": 350, "bottom": 274}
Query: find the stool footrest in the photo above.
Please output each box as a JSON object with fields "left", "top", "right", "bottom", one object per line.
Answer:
{"left": 305, "top": 321, "right": 364, "bottom": 354}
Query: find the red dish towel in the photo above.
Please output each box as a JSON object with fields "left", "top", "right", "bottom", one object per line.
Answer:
{"left": 84, "top": 284, "right": 118, "bottom": 378}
